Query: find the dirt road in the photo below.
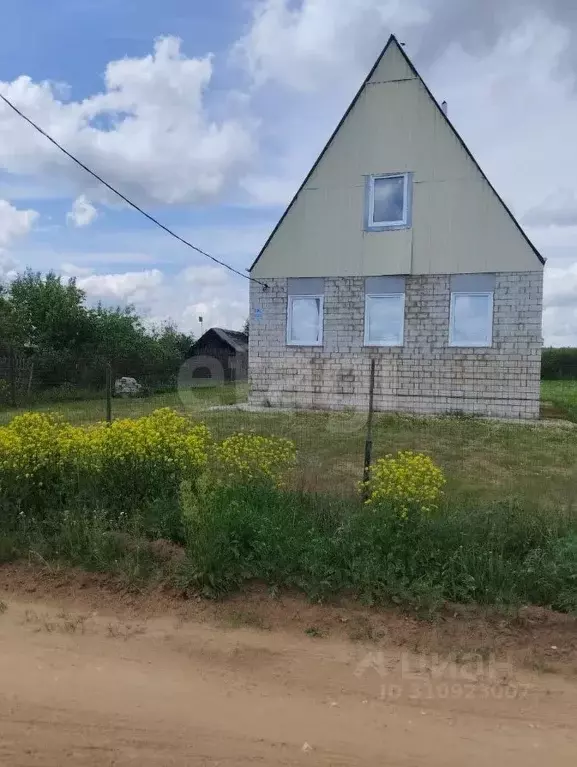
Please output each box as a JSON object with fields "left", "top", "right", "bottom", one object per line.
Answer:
{"left": 1, "top": 579, "right": 577, "bottom": 765}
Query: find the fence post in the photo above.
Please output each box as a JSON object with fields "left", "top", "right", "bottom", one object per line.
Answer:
{"left": 362, "top": 359, "right": 376, "bottom": 501}
{"left": 8, "top": 344, "right": 17, "bottom": 408}
{"left": 105, "top": 362, "right": 113, "bottom": 424}
{"left": 26, "top": 361, "right": 34, "bottom": 398}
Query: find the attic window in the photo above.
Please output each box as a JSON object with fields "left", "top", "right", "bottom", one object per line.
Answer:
{"left": 366, "top": 173, "right": 412, "bottom": 230}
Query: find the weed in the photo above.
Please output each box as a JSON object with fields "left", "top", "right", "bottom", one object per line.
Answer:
{"left": 348, "top": 617, "right": 386, "bottom": 643}
{"left": 0, "top": 600, "right": 7, "bottom": 614}
{"left": 305, "top": 626, "right": 325, "bottom": 638}
{"left": 225, "top": 610, "right": 270, "bottom": 631}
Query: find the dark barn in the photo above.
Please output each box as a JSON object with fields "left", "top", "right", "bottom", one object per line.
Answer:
{"left": 187, "top": 328, "right": 248, "bottom": 382}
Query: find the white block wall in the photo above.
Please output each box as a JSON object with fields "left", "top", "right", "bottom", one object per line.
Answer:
{"left": 248, "top": 273, "right": 543, "bottom": 419}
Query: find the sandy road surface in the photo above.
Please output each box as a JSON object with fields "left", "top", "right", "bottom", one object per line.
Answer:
{"left": 0, "top": 590, "right": 577, "bottom": 766}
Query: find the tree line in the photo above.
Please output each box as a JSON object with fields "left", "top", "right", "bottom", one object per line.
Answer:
{"left": 0, "top": 270, "right": 194, "bottom": 400}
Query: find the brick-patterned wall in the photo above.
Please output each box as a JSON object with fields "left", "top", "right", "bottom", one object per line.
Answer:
{"left": 248, "top": 273, "right": 543, "bottom": 419}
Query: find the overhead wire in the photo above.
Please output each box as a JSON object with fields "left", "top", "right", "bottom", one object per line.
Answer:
{"left": 0, "top": 92, "right": 268, "bottom": 288}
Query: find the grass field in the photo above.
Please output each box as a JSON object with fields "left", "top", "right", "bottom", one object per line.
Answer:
{"left": 1, "top": 381, "right": 576, "bottom": 509}
{"left": 541, "top": 380, "right": 577, "bottom": 423}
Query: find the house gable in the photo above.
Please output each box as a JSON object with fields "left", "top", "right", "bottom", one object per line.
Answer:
{"left": 251, "top": 35, "right": 543, "bottom": 279}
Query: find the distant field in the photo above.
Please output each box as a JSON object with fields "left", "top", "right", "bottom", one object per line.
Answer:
{"left": 1, "top": 382, "right": 576, "bottom": 509}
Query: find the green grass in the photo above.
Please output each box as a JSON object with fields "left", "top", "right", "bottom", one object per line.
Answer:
{"left": 3, "top": 484, "right": 577, "bottom": 612}
{"left": 0, "top": 383, "right": 248, "bottom": 426}
{"left": 1, "top": 382, "right": 577, "bottom": 509}
{"left": 541, "top": 380, "right": 577, "bottom": 423}
{"left": 2, "top": 380, "right": 577, "bottom": 611}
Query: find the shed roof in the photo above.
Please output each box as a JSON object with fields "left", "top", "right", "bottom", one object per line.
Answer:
{"left": 190, "top": 328, "right": 248, "bottom": 355}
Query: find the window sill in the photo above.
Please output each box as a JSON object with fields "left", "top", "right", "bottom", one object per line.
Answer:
{"left": 286, "top": 342, "right": 324, "bottom": 347}
{"left": 364, "top": 343, "right": 403, "bottom": 348}
{"left": 365, "top": 223, "right": 411, "bottom": 232}
{"left": 449, "top": 343, "right": 493, "bottom": 349}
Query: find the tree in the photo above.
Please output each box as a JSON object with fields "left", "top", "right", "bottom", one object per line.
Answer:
{"left": 0, "top": 283, "right": 28, "bottom": 350}
{"left": 1, "top": 269, "right": 197, "bottom": 398}
{"left": 8, "top": 270, "right": 92, "bottom": 352}
{"left": 242, "top": 317, "right": 249, "bottom": 336}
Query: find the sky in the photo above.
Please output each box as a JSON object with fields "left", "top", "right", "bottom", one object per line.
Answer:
{"left": 0, "top": 0, "right": 576, "bottom": 344}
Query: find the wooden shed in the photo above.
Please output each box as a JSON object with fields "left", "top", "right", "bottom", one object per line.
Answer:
{"left": 187, "top": 328, "right": 248, "bottom": 382}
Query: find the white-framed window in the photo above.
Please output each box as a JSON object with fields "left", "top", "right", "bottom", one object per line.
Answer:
{"left": 287, "top": 295, "right": 324, "bottom": 346}
{"left": 366, "top": 173, "right": 411, "bottom": 230}
{"left": 449, "top": 292, "right": 494, "bottom": 347}
{"left": 364, "top": 294, "right": 405, "bottom": 346}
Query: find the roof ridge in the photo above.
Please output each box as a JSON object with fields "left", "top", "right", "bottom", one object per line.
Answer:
{"left": 249, "top": 34, "right": 544, "bottom": 271}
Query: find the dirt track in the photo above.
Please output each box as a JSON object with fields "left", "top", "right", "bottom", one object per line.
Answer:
{"left": 1, "top": 571, "right": 577, "bottom": 765}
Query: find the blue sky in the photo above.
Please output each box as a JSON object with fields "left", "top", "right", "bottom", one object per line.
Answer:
{"left": 1, "top": 0, "right": 577, "bottom": 342}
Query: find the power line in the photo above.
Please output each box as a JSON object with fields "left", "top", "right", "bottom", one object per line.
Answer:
{"left": 0, "top": 92, "right": 268, "bottom": 288}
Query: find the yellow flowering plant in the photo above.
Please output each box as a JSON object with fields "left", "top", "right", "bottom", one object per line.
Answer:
{"left": 362, "top": 451, "right": 446, "bottom": 518}
{"left": 215, "top": 431, "right": 297, "bottom": 487}
{"left": 0, "top": 408, "right": 212, "bottom": 511}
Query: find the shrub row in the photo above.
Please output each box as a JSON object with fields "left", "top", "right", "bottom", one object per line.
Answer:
{"left": 542, "top": 347, "right": 577, "bottom": 380}
{"left": 0, "top": 409, "right": 296, "bottom": 513}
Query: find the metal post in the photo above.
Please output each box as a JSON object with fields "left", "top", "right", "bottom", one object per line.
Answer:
{"left": 27, "top": 361, "right": 34, "bottom": 398}
{"left": 362, "top": 359, "right": 376, "bottom": 499}
{"left": 8, "top": 344, "right": 17, "bottom": 408}
{"left": 105, "top": 362, "right": 113, "bottom": 424}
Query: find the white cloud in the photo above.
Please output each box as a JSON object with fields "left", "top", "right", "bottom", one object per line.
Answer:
{"left": 65, "top": 263, "right": 248, "bottom": 334}
{"left": 544, "top": 262, "right": 577, "bottom": 346}
{"left": 236, "top": 0, "right": 425, "bottom": 92}
{"left": 182, "top": 265, "right": 229, "bottom": 287}
{"left": 76, "top": 268, "right": 164, "bottom": 303}
{"left": 60, "top": 262, "right": 94, "bottom": 278}
{"left": 523, "top": 189, "right": 577, "bottom": 228}
{"left": 0, "top": 252, "right": 19, "bottom": 281}
{"left": 0, "top": 36, "right": 255, "bottom": 205}
{"left": 0, "top": 198, "right": 38, "bottom": 280}
{"left": 0, "top": 199, "right": 38, "bottom": 247}
{"left": 67, "top": 195, "right": 98, "bottom": 227}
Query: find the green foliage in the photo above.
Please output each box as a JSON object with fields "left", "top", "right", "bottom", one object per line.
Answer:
{"left": 215, "top": 432, "right": 297, "bottom": 487}
{"left": 179, "top": 486, "right": 577, "bottom": 610}
{"left": 541, "top": 347, "right": 577, "bottom": 380}
{"left": 1, "top": 270, "right": 194, "bottom": 401}
{"left": 541, "top": 380, "right": 577, "bottom": 423}
{"left": 362, "top": 451, "right": 446, "bottom": 517}
{"left": 2, "top": 407, "right": 577, "bottom": 612}
{"left": 0, "top": 409, "right": 211, "bottom": 514}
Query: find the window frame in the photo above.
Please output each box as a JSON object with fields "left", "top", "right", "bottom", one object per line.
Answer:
{"left": 286, "top": 294, "right": 324, "bottom": 347}
{"left": 364, "top": 293, "right": 405, "bottom": 347}
{"left": 366, "top": 172, "right": 412, "bottom": 230}
{"left": 449, "top": 291, "right": 494, "bottom": 348}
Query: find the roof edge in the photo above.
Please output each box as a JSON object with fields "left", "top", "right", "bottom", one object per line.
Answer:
{"left": 249, "top": 34, "right": 544, "bottom": 272}
{"left": 249, "top": 35, "right": 399, "bottom": 272}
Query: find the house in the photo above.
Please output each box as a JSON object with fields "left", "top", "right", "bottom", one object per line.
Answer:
{"left": 248, "top": 35, "right": 544, "bottom": 420}
{"left": 187, "top": 328, "right": 248, "bottom": 382}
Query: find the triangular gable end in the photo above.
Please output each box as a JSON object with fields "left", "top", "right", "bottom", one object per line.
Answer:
{"left": 250, "top": 35, "right": 544, "bottom": 276}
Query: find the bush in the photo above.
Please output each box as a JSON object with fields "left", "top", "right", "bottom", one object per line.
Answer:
{"left": 0, "top": 408, "right": 211, "bottom": 513}
{"left": 541, "top": 347, "right": 577, "bottom": 380}
{"left": 215, "top": 432, "right": 296, "bottom": 487}
{"left": 363, "top": 451, "right": 446, "bottom": 517}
